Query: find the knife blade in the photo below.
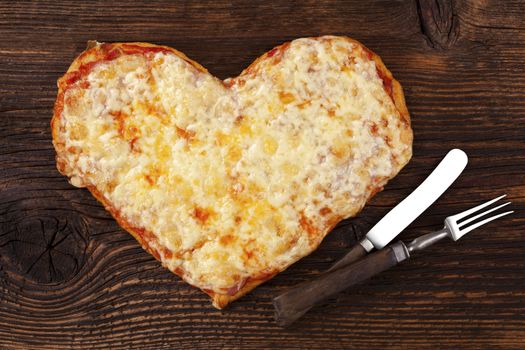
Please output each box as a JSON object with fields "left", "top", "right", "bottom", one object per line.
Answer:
{"left": 327, "top": 148, "right": 468, "bottom": 272}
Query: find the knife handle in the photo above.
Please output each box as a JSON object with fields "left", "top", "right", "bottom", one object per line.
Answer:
{"left": 326, "top": 242, "right": 367, "bottom": 272}
{"left": 273, "top": 241, "right": 410, "bottom": 327}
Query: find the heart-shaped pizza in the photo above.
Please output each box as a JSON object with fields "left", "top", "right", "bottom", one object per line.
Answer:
{"left": 52, "top": 36, "right": 412, "bottom": 308}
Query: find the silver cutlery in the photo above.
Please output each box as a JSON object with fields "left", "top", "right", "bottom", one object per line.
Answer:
{"left": 274, "top": 195, "right": 513, "bottom": 327}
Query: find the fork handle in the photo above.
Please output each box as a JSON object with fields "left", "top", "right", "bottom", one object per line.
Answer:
{"left": 273, "top": 241, "right": 410, "bottom": 327}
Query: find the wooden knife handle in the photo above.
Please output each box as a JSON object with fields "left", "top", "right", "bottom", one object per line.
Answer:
{"left": 273, "top": 241, "right": 410, "bottom": 327}
{"left": 326, "top": 243, "right": 368, "bottom": 272}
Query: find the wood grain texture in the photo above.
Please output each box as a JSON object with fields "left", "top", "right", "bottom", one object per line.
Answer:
{"left": 0, "top": 0, "right": 524, "bottom": 349}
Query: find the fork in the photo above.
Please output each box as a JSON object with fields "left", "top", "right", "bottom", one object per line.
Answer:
{"left": 273, "top": 195, "right": 514, "bottom": 327}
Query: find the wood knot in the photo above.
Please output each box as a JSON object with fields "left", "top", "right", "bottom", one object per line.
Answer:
{"left": 0, "top": 199, "right": 90, "bottom": 284}
{"left": 416, "top": 0, "right": 459, "bottom": 49}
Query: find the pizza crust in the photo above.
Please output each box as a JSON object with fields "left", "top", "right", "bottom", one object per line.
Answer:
{"left": 366, "top": 46, "right": 412, "bottom": 145}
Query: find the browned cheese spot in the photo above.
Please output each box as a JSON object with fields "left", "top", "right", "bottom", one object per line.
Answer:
{"left": 193, "top": 206, "right": 210, "bottom": 224}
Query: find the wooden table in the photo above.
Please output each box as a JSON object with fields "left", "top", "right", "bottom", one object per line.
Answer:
{"left": 1, "top": 1, "right": 524, "bottom": 348}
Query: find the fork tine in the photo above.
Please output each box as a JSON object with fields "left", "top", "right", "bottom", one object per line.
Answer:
{"left": 458, "top": 202, "right": 511, "bottom": 228}
{"left": 458, "top": 210, "right": 514, "bottom": 238}
{"left": 453, "top": 194, "right": 506, "bottom": 220}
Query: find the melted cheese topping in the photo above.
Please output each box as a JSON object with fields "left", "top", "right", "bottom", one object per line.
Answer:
{"left": 55, "top": 36, "right": 411, "bottom": 294}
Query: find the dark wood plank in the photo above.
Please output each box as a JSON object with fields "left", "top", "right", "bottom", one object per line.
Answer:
{"left": 0, "top": 0, "right": 524, "bottom": 349}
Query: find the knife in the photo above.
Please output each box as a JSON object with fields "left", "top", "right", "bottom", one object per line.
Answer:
{"left": 326, "top": 148, "right": 468, "bottom": 272}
